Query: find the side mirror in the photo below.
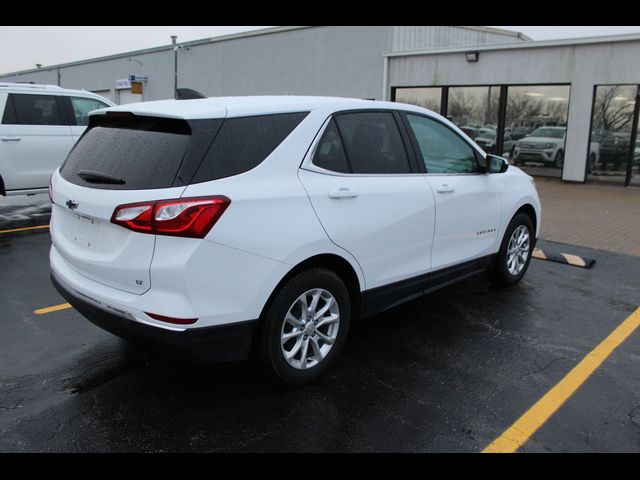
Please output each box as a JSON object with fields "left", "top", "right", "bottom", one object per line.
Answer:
{"left": 486, "top": 154, "right": 509, "bottom": 174}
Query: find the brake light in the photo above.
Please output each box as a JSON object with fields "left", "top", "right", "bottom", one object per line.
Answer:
{"left": 48, "top": 176, "right": 53, "bottom": 203}
{"left": 111, "top": 196, "right": 230, "bottom": 238}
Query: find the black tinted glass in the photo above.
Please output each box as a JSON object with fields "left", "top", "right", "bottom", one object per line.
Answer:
{"left": 312, "top": 120, "right": 349, "bottom": 173}
{"left": 60, "top": 116, "right": 195, "bottom": 190}
{"left": 192, "top": 112, "right": 308, "bottom": 183}
{"left": 334, "top": 112, "right": 410, "bottom": 174}
{"left": 4, "top": 94, "right": 64, "bottom": 126}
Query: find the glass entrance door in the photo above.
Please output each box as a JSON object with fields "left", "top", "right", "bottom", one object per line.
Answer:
{"left": 587, "top": 85, "right": 640, "bottom": 186}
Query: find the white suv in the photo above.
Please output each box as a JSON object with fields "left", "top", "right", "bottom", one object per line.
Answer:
{"left": 49, "top": 96, "right": 541, "bottom": 384}
{"left": 0, "top": 83, "right": 113, "bottom": 196}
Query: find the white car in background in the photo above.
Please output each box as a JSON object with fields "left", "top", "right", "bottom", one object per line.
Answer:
{"left": 50, "top": 96, "right": 541, "bottom": 384}
{"left": 0, "top": 83, "right": 113, "bottom": 196}
{"left": 512, "top": 126, "right": 567, "bottom": 169}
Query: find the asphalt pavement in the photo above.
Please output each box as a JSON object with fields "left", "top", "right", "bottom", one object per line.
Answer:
{"left": 0, "top": 213, "right": 638, "bottom": 452}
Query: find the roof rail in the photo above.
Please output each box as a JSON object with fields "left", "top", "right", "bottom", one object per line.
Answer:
{"left": 0, "top": 82, "right": 63, "bottom": 90}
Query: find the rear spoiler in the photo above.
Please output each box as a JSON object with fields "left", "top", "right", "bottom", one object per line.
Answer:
{"left": 175, "top": 88, "right": 206, "bottom": 100}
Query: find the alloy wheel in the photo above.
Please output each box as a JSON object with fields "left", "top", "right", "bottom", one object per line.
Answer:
{"left": 280, "top": 288, "right": 340, "bottom": 370}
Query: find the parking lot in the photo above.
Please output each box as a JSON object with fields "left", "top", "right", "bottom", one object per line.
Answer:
{"left": 0, "top": 192, "right": 638, "bottom": 452}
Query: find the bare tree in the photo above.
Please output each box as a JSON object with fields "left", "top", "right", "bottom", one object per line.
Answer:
{"left": 505, "top": 92, "right": 546, "bottom": 126}
{"left": 449, "top": 90, "right": 479, "bottom": 122}
{"left": 593, "top": 86, "right": 635, "bottom": 132}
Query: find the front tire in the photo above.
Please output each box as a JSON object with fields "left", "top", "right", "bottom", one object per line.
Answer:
{"left": 554, "top": 150, "right": 564, "bottom": 169}
{"left": 258, "top": 269, "right": 351, "bottom": 385}
{"left": 487, "top": 213, "right": 534, "bottom": 288}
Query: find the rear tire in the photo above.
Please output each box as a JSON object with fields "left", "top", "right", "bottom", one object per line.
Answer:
{"left": 258, "top": 268, "right": 351, "bottom": 385}
{"left": 487, "top": 213, "right": 534, "bottom": 288}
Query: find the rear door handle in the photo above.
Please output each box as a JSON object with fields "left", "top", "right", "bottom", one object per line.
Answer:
{"left": 435, "top": 183, "right": 455, "bottom": 193}
{"left": 1, "top": 137, "right": 21, "bottom": 142}
{"left": 328, "top": 188, "right": 358, "bottom": 199}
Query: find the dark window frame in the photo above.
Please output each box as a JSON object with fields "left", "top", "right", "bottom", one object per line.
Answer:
{"left": 585, "top": 83, "right": 640, "bottom": 186}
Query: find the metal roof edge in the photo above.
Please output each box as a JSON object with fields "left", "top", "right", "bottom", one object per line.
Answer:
{"left": 384, "top": 32, "right": 640, "bottom": 58}
{"left": 0, "top": 26, "right": 310, "bottom": 77}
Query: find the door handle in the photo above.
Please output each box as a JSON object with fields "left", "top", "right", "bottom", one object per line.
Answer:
{"left": 1, "top": 137, "right": 21, "bottom": 142}
{"left": 435, "top": 183, "right": 455, "bottom": 193}
{"left": 328, "top": 188, "right": 358, "bottom": 199}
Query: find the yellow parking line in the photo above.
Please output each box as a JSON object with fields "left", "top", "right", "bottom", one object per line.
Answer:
{"left": 483, "top": 307, "right": 640, "bottom": 453}
{"left": 34, "top": 303, "right": 71, "bottom": 315}
{"left": 0, "top": 224, "right": 49, "bottom": 234}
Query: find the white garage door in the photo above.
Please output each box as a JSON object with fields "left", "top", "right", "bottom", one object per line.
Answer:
{"left": 91, "top": 90, "right": 113, "bottom": 102}
{"left": 118, "top": 89, "right": 142, "bottom": 105}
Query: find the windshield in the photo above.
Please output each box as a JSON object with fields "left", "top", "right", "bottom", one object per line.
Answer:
{"left": 530, "top": 128, "right": 565, "bottom": 139}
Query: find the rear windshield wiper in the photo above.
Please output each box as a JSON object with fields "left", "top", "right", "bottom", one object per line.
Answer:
{"left": 77, "top": 170, "right": 126, "bottom": 185}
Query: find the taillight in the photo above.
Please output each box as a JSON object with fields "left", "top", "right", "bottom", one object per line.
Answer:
{"left": 48, "top": 176, "right": 53, "bottom": 203}
{"left": 111, "top": 196, "right": 230, "bottom": 238}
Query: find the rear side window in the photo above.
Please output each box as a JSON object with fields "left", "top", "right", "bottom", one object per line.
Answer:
{"left": 60, "top": 115, "right": 219, "bottom": 190}
{"left": 2, "top": 94, "right": 65, "bottom": 126}
{"left": 191, "top": 112, "right": 308, "bottom": 183}
{"left": 312, "top": 119, "right": 350, "bottom": 173}
{"left": 334, "top": 112, "right": 411, "bottom": 174}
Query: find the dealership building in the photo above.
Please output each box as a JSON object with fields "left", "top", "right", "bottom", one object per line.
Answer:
{"left": 2, "top": 26, "right": 639, "bottom": 186}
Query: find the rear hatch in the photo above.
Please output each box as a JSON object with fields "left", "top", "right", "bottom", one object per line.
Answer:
{"left": 51, "top": 112, "right": 223, "bottom": 294}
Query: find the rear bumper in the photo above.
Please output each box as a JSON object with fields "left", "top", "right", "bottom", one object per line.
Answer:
{"left": 51, "top": 270, "right": 258, "bottom": 363}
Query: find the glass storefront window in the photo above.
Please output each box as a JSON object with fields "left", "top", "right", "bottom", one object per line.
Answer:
{"left": 393, "top": 87, "right": 442, "bottom": 113}
{"left": 446, "top": 86, "right": 500, "bottom": 150}
{"left": 631, "top": 109, "right": 640, "bottom": 186}
{"left": 588, "top": 85, "right": 638, "bottom": 184}
{"left": 506, "top": 85, "right": 571, "bottom": 179}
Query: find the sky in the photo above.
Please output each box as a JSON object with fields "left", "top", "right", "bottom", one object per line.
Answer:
{"left": 2, "top": 26, "right": 640, "bottom": 74}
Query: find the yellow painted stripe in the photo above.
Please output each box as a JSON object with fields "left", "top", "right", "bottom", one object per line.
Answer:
{"left": 532, "top": 248, "right": 547, "bottom": 260}
{"left": 483, "top": 307, "right": 640, "bottom": 453}
{"left": 562, "top": 253, "right": 586, "bottom": 267}
{"left": 34, "top": 303, "right": 71, "bottom": 315}
{"left": 0, "top": 224, "right": 49, "bottom": 234}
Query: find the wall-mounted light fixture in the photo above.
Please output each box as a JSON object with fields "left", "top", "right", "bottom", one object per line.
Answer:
{"left": 465, "top": 51, "right": 479, "bottom": 63}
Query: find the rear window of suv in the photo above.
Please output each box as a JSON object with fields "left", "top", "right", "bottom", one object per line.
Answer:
{"left": 59, "top": 112, "right": 308, "bottom": 190}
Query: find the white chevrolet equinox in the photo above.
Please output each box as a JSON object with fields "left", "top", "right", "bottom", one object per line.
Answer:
{"left": 49, "top": 96, "right": 541, "bottom": 384}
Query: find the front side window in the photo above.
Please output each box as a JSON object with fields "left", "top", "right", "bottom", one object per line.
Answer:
{"left": 405, "top": 114, "right": 478, "bottom": 174}
{"left": 70, "top": 97, "right": 110, "bottom": 126}
{"left": 2, "top": 94, "right": 64, "bottom": 126}
{"left": 333, "top": 112, "right": 411, "bottom": 174}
